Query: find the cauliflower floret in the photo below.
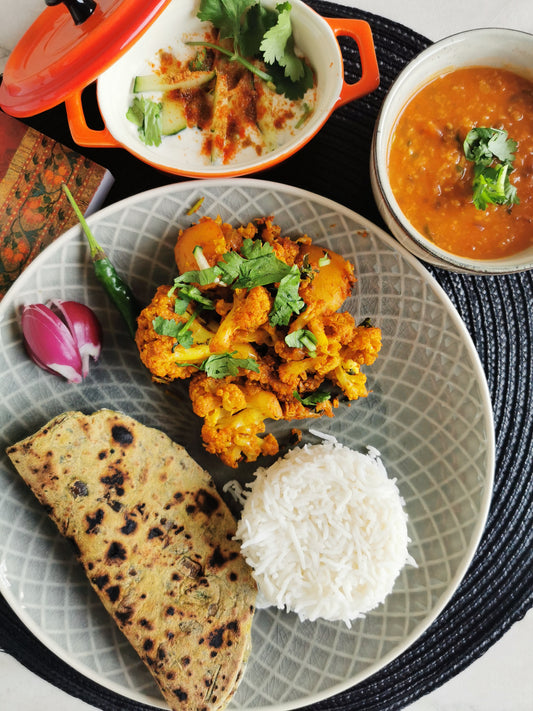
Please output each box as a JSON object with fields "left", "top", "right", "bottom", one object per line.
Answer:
{"left": 136, "top": 285, "right": 215, "bottom": 380}
{"left": 327, "top": 324, "right": 381, "bottom": 400}
{"left": 322, "top": 311, "right": 360, "bottom": 344}
{"left": 281, "top": 394, "right": 334, "bottom": 420}
{"left": 274, "top": 313, "right": 342, "bottom": 390}
{"left": 209, "top": 286, "right": 272, "bottom": 352}
{"left": 189, "top": 374, "right": 282, "bottom": 468}
{"left": 256, "top": 217, "right": 300, "bottom": 266}
{"left": 342, "top": 324, "right": 382, "bottom": 366}
{"left": 330, "top": 360, "right": 369, "bottom": 400}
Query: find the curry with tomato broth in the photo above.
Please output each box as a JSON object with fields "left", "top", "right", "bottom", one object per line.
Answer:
{"left": 388, "top": 66, "right": 533, "bottom": 260}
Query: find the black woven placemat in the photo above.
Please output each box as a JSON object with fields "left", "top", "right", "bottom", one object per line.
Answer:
{"left": 1, "top": 3, "right": 532, "bottom": 710}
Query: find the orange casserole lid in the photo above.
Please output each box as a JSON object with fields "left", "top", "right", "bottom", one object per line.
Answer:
{"left": 0, "top": 0, "right": 172, "bottom": 117}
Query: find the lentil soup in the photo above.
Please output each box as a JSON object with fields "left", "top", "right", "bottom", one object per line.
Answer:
{"left": 388, "top": 66, "right": 533, "bottom": 260}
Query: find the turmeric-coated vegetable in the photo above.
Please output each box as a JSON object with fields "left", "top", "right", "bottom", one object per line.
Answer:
{"left": 136, "top": 216, "right": 381, "bottom": 467}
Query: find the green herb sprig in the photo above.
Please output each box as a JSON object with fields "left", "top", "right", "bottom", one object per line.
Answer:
{"left": 152, "top": 312, "right": 198, "bottom": 349}
{"left": 218, "top": 238, "right": 293, "bottom": 288}
{"left": 192, "top": 0, "right": 313, "bottom": 99}
{"left": 182, "top": 351, "right": 260, "bottom": 378}
{"left": 463, "top": 127, "right": 519, "bottom": 210}
{"left": 294, "top": 389, "right": 331, "bottom": 408}
{"left": 126, "top": 97, "right": 163, "bottom": 146}
{"left": 170, "top": 237, "right": 307, "bottom": 327}
{"left": 174, "top": 285, "right": 215, "bottom": 313}
{"left": 269, "top": 266, "right": 305, "bottom": 327}
{"left": 285, "top": 328, "right": 317, "bottom": 355}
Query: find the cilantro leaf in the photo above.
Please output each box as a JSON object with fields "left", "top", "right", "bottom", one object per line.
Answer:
{"left": 260, "top": 2, "right": 305, "bottom": 82}
{"left": 197, "top": 0, "right": 257, "bottom": 49}
{"left": 464, "top": 127, "right": 517, "bottom": 166}
{"left": 472, "top": 163, "right": 519, "bottom": 211}
{"left": 126, "top": 97, "right": 163, "bottom": 146}
{"left": 174, "top": 295, "right": 190, "bottom": 315}
{"left": 294, "top": 389, "right": 331, "bottom": 408}
{"left": 174, "top": 327, "right": 194, "bottom": 349}
{"left": 170, "top": 264, "right": 222, "bottom": 291}
{"left": 152, "top": 317, "right": 183, "bottom": 338}
{"left": 285, "top": 328, "right": 317, "bottom": 354}
{"left": 269, "top": 265, "right": 305, "bottom": 326}
{"left": 204, "top": 351, "right": 259, "bottom": 377}
{"left": 126, "top": 97, "right": 144, "bottom": 128}
{"left": 241, "top": 237, "right": 274, "bottom": 259}
{"left": 240, "top": 2, "right": 278, "bottom": 57}
{"left": 152, "top": 315, "right": 194, "bottom": 348}
{"left": 463, "top": 127, "right": 520, "bottom": 210}
{"left": 185, "top": 351, "right": 260, "bottom": 378}
{"left": 194, "top": 0, "right": 312, "bottom": 98}
{"left": 217, "top": 238, "right": 293, "bottom": 288}
{"left": 234, "top": 254, "right": 292, "bottom": 288}
{"left": 153, "top": 307, "right": 201, "bottom": 349}
{"left": 215, "top": 250, "right": 248, "bottom": 286}
{"left": 264, "top": 58, "right": 314, "bottom": 99}
{"left": 176, "top": 285, "right": 215, "bottom": 310}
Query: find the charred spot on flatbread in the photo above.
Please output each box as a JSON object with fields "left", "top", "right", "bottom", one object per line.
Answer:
{"left": 111, "top": 424, "right": 134, "bottom": 445}
{"left": 100, "top": 469, "right": 126, "bottom": 495}
{"left": 85, "top": 508, "right": 104, "bottom": 533}
{"left": 120, "top": 516, "right": 137, "bottom": 535}
{"left": 92, "top": 574, "right": 109, "bottom": 590}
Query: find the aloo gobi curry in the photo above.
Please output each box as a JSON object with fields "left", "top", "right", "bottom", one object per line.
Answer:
{"left": 136, "top": 216, "right": 382, "bottom": 467}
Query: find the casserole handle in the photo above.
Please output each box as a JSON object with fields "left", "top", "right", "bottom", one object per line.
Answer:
{"left": 325, "top": 18, "right": 380, "bottom": 108}
{"left": 65, "top": 88, "right": 120, "bottom": 148}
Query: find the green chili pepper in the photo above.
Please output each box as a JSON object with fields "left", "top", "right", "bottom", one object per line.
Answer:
{"left": 62, "top": 184, "right": 140, "bottom": 338}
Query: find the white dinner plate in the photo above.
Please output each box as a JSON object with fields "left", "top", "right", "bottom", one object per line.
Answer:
{"left": 0, "top": 179, "right": 494, "bottom": 710}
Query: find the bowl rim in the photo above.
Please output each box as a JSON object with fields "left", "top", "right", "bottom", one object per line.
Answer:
{"left": 371, "top": 26, "right": 533, "bottom": 275}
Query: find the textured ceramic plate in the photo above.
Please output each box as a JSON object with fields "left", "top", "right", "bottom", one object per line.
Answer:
{"left": 0, "top": 179, "right": 494, "bottom": 710}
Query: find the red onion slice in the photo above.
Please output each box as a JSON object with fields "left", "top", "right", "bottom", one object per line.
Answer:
{"left": 49, "top": 300, "right": 102, "bottom": 377}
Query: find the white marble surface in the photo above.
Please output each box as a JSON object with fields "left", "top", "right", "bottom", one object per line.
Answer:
{"left": 1, "top": 1, "right": 532, "bottom": 710}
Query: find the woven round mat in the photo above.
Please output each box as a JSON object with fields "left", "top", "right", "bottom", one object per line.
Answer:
{"left": 1, "top": 2, "right": 532, "bottom": 710}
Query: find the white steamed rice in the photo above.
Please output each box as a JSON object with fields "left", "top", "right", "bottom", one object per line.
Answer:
{"left": 235, "top": 441, "right": 413, "bottom": 626}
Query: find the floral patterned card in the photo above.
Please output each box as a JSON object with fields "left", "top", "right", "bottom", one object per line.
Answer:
{"left": 0, "top": 112, "right": 112, "bottom": 298}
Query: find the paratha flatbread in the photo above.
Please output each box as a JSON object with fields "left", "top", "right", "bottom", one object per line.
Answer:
{"left": 6, "top": 409, "right": 256, "bottom": 711}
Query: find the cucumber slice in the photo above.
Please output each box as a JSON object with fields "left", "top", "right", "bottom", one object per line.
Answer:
{"left": 161, "top": 98, "right": 187, "bottom": 136}
{"left": 210, "top": 72, "right": 229, "bottom": 163}
{"left": 254, "top": 77, "right": 277, "bottom": 153}
{"left": 133, "top": 70, "right": 215, "bottom": 94}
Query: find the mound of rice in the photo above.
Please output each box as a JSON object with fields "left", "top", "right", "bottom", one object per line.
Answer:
{"left": 235, "top": 441, "right": 413, "bottom": 626}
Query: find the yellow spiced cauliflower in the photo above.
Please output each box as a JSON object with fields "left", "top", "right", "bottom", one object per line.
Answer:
{"left": 136, "top": 215, "right": 381, "bottom": 467}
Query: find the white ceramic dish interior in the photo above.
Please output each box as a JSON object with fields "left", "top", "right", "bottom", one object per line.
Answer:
{"left": 371, "top": 28, "right": 533, "bottom": 274}
{"left": 66, "top": 0, "right": 378, "bottom": 177}
{"left": 0, "top": 179, "right": 494, "bottom": 710}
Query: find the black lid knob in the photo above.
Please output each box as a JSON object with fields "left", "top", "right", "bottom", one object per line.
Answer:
{"left": 45, "top": 0, "right": 97, "bottom": 25}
